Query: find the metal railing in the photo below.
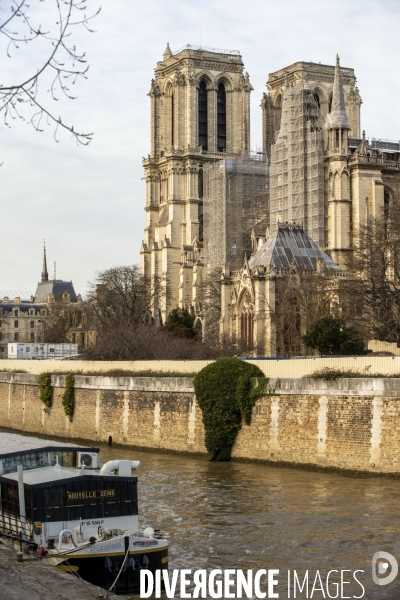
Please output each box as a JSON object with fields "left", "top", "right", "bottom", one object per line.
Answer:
{"left": 0, "top": 508, "right": 37, "bottom": 550}
{"left": 173, "top": 44, "right": 240, "bottom": 56}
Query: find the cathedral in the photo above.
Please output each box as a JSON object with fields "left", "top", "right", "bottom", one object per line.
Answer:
{"left": 140, "top": 44, "right": 400, "bottom": 355}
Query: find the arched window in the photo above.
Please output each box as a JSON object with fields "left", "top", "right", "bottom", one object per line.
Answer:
{"left": 328, "top": 94, "right": 333, "bottom": 113}
{"left": 384, "top": 188, "right": 391, "bottom": 231}
{"left": 275, "top": 94, "right": 282, "bottom": 131}
{"left": 312, "top": 92, "right": 320, "bottom": 108}
{"left": 171, "top": 93, "right": 175, "bottom": 146}
{"left": 217, "top": 83, "right": 226, "bottom": 152}
{"left": 198, "top": 81, "right": 208, "bottom": 150}
{"left": 341, "top": 171, "right": 349, "bottom": 199}
{"left": 198, "top": 166, "right": 203, "bottom": 198}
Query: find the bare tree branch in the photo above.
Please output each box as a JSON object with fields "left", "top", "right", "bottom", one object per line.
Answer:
{"left": 0, "top": 0, "right": 99, "bottom": 145}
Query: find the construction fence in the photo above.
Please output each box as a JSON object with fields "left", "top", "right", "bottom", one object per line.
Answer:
{"left": 1, "top": 355, "right": 400, "bottom": 379}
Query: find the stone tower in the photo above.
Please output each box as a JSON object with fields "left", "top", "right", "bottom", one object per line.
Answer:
{"left": 326, "top": 55, "right": 352, "bottom": 268}
{"left": 140, "top": 44, "right": 252, "bottom": 322}
{"left": 262, "top": 60, "right": 361, "bottom": 158}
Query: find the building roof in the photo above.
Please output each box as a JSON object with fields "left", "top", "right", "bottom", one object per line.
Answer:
{"left": 1, "top": 304, "right": 43, "bottom": 314}
{"left": 248, "top": 225, "right": 339, "bottom": 271}
{"left": 0, "top": 291, "right": 34, "bottom": 302}
{"left": 34, "top": 280, "right": 77, "bottom": 303}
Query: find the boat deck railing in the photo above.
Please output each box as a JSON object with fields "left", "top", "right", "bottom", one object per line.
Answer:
{"left": 0, "top": 508, "right": 37, "bottom": 550}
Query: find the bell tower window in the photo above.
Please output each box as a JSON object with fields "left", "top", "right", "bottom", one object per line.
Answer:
{"left": 217, "top": 83, "right": 226, "bottom": 152}
{"left": 198, "top": 81, "right": 208, "bottom": 150}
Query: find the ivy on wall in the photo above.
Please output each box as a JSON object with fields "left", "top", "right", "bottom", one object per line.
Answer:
{"left": 194, "top": 357, "right": 268, "bottom": 461}
{"left": 37, "top": 372, "right": 53, "bottom": 412}
{"left": 62, "top": 374, "right": 75, "bottom": 421}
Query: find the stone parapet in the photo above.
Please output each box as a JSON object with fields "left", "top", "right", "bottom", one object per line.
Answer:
{"left": 1, "top": 372, "right": 400, "bottom": 474}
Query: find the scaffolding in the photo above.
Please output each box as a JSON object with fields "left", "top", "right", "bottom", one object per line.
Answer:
{"left": 270, "top": 80, "right": 325, "bottom": 247}
{"left": 203, "top": 152, "right": 269, "bottom": 270}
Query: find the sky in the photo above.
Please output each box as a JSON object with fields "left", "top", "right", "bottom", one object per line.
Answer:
{"left": 2, "top": 0, "right": 400, "bottom": 295}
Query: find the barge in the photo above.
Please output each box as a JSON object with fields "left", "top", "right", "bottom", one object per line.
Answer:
{"left": 0, "top": 432, "right": 168, "bottom": 593}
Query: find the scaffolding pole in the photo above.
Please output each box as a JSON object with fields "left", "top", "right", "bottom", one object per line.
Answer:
{"left": 203, "top": 152, "right": 269, "bottom": 271}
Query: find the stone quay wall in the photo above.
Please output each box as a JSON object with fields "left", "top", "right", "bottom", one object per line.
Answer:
{"left": 1, "top": 372, "right": 400, "bottom": 474}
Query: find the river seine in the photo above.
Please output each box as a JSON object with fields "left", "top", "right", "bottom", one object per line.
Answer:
{"left": 100, "top": 445, "right": 400, "bottom": 599}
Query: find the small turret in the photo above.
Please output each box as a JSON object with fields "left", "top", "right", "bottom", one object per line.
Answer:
{"left": 163, "top": 42, "right": 172, "bottom": 61}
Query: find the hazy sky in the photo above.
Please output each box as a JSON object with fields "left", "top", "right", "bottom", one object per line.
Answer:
{"left": 2, "top": 0, "right": 400, "bottom": 295}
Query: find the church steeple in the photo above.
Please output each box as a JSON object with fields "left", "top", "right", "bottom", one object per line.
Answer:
{"left": 41, "top": 241, "right": 49, "bottom": 283}
{"left": 327, "top": 55, "right": 350, "bottom": 130}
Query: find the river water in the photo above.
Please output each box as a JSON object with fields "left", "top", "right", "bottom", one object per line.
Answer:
{"left": 98, "top": 444, "right": 400, "bottom": 599}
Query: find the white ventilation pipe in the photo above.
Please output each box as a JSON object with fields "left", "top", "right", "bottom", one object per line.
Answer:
{"left": 100, "top": 460, "right": 140, "bottom": 476}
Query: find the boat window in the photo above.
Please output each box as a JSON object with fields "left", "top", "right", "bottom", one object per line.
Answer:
{"left": 0, "top": 450, "right": 77, "bottom": 474}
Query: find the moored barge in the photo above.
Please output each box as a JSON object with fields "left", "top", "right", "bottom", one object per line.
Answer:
{"left": 0, "top": 432, "right": 168, "bottom": 593}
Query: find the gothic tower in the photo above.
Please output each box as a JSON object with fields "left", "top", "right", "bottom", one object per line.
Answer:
{"left": 262, "top": 60, "right": 361, "bottom": 158}
{"left": 140, "top": 44, "right": 252, "bottom": 322}
{"left": 326, "top": 55, "right": 352, "bottom": 268}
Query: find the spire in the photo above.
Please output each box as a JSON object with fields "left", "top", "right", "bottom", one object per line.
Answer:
{"left": 163, "top": 42, "right": 172, "bottom": 61}
{"left": 41, "top": 241, "right": 49, "bottom": 283}
{"left": 327, "top": 55, "right": 350, "bottom": 130}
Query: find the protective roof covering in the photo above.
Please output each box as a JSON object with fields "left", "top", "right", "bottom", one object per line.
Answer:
{"left": 248, "top": 225, "right": 339, "bottom": 271}
{"left": 371, "top": 140, "right": 400, "bottom": 152}
{"left": 0, "top": 290, "right": 34, "bottom": 301}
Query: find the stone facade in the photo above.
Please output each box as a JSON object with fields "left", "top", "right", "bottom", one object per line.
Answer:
{"left": 140, "top": 44, "right": 252, "bottom": 323}
{"left": 261, "top": 59, "right": 361, "bottom": 157}
{"left": 2, "top": 372, "right": 400, "bottom": 474}
{"left": 140, "top": 47, "right": 400, "bottom": 354}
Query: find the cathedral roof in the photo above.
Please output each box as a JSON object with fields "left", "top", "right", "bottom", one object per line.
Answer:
{"left": 248, "top": 225, "right": 339, "bottom": 271}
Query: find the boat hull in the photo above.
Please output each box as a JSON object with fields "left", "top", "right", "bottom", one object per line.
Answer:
{"left": 56, "top": 546, "right": 168, "bottom": 594}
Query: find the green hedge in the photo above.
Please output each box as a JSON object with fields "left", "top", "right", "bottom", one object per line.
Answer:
{"left": 194, "top": 357, "right": 268, "bottom": 461}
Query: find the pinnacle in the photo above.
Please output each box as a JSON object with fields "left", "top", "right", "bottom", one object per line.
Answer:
{"left": 163, "top": 42, "right": 172, "bottom": 61}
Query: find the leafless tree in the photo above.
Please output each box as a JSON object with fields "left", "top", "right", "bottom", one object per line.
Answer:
{"left": 43, "top": 296, "right": 91, "bottom": 343}
{"left": 0, "top": 0, "right": 99, "bottom": 144}
{"left": 86, "top": 265, "right": 164, "bottom": 327}
{"left": 197, "top": 267, "right": 223, "bottom": 342}
{"left": 268, "top": 270, "right": 337, "bottom": 356}
{"left": 347, "top": 200, "right": 400, "bottom": 345}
